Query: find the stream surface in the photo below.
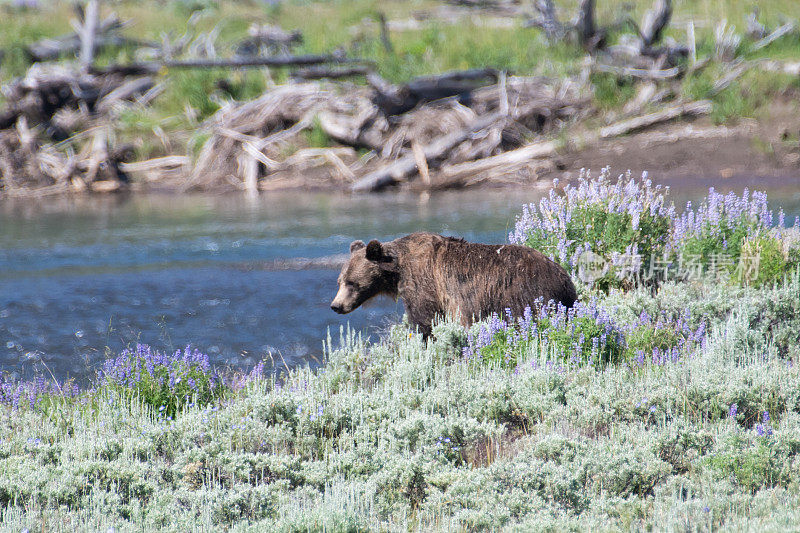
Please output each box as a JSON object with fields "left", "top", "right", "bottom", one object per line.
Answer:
{"left": 1, "top": 177, "right": 799, "bottom": 382}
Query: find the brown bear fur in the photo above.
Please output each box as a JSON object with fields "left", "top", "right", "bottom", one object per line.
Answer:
{"left": 331, "top": 232, "right": 577, "bottom": 337}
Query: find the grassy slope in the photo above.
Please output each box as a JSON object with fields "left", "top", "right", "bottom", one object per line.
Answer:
{"left": 2, "top": 277, "right": 800, "bottom": 530}
{"left": 2, "top": 0, "right": 799, "bottom": 161}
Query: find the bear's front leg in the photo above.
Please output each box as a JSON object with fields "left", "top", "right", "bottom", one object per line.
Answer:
{"left": 402, "top": 299, "right": 439, "bottom": 339}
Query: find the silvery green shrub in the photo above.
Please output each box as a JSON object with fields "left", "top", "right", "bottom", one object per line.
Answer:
{"left": 5, "top": 171, "right": 800, "bottom": 530}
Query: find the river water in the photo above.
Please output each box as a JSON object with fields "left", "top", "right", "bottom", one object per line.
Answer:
{"left": 2, "top": 178, "right": 799, "bottom": 382}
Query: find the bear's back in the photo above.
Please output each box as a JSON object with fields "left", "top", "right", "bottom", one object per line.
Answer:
{"left": 394, "top": 232, "right": 577, "bottom": 323}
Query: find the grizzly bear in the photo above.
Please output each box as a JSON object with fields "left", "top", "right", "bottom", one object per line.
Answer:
{"left": 330, "top": 232, "right": 577, "bottom": 337}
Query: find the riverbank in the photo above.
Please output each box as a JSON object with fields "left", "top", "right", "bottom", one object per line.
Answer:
{"left": 3, "top": 173, "right": 800, "bottom": 530}
{"left": 1, "top": 0, "right": 799, "bottom": 197}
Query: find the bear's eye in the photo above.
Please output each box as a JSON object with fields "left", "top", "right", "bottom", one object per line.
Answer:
{"left": 346, "top": 281, "right": 359, "bottom": 290}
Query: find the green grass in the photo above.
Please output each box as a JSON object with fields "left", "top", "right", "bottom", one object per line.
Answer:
{"left": 304, "top": 116, "right": 332, "bottom": 148}
{"left": 591, "top": 72, "right": 637, "bottom": 111}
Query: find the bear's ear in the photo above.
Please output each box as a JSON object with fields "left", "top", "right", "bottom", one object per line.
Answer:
{"left": 365, "top": 240, "right": 383, "bottom": 262}
{"left": 350, "top": 240, "right": 365, "bottom": 253}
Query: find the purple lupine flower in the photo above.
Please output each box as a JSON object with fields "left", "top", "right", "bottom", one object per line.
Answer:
{"left": 755, "top": 424, "right": 773, "bottom": 437}
{"left": 729, "top": 403, "right": 738, "bottom": 418}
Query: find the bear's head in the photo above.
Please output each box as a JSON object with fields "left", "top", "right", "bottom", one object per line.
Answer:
{"left": 331, "top": 239, "right": 399, "bottom": 314}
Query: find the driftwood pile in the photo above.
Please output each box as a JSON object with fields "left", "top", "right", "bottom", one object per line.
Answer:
{"left": 186, "top": 72, "right": 592, "bottom": 192}
{"left": 3, "top": 0, "right": 799, "bottom": 196}
{"left": 0, "top": 1, "right": 367, "bottom": 197}
{"left": 0, "top": 64, "right": 154, "bottom": 197}
{"left": 179, "top": 0, "right": 799, "bottom": 193}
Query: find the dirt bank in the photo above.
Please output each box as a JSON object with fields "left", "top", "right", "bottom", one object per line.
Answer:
{"left": 552, "top": 96, "right": 800, "bottom": 185}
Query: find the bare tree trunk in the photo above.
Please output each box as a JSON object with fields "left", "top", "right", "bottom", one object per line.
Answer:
{"left": 377, "top": 13, "right": 393, "bottom": 54}
{"left": 576, "top": 0, "right": 595, "bottom": 42}
{"left": 533, "top": 0, "right": 565, "bottom": 41}
{"left": 640, "top": 0, "right": 672, "bottom": 49}
{"left": 80, "top": 0, "right": 99, "bottom": 73}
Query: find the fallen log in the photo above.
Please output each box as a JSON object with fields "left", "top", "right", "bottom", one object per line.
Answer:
{"left": 351, "top": 111, "right": 503, "bottom": 191}
{"left": 291, "top": 66, "right": 372, "bottom": 80}
{"left": 750, "top": 22, "right": 796, "bottom": 53}
{"left": 434, "top": 138, "right": 559, "bottom": 184}
{"left": 592, "top": 63, "right": 682, "bottom": 80}
{"left": 708, "top": 62, "right": 750, "bottom": 97}
{"left": 104, "top": 54, "right": 369, "bottom": 74}
{"left": 597, "top": 99, "right": 711, "bottom": 138}
{"left": 428, "top": 158, "right": 554, "bottom": 190}
{"left": 0, "top": 183, "right": 71, "bottom": 199}
{"left": 369, "top": 68, "right": 499, "bottom": 115}
{"left": 622, "top": 82, "right": 670, "bottom": 114}
{"left": 118, "top": 155, "right": 191, "bottom": 173}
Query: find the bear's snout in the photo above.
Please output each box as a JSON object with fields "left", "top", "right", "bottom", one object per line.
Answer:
{"left": 330, "top": 287, "right": 351, "bottom": 314}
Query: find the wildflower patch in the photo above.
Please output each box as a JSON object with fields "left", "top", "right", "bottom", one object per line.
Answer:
{"left": 511, "top": 168, "right": 800, "bottom": 291}
{"left": 100, "top": 344, "right": 228, "bottom": 418}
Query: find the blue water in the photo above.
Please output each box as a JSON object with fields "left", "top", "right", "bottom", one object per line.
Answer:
{"left": 2, "top": 180, "right": 799, "bottom": 383}
{"left": 0, "top": 190, "right": 549, "bottom": 382}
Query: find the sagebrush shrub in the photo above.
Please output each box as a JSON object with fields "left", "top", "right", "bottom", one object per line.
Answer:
{"left": 5, "top": 169, "right": 800, "bottom": 531}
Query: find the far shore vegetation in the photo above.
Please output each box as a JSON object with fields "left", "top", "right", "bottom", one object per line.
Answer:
{"left": 1, "top": 0, "right": 799, "bottom": 169}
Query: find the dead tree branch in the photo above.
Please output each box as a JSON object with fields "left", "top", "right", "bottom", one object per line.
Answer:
{"left": 27, "top": 15, "right": 131, "bottom": 62}
{"left": 291, "top": 66, "right": 372, "bottom": 81}
{"left": 531, "top": 0, "right": 565, "bottom": 41}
